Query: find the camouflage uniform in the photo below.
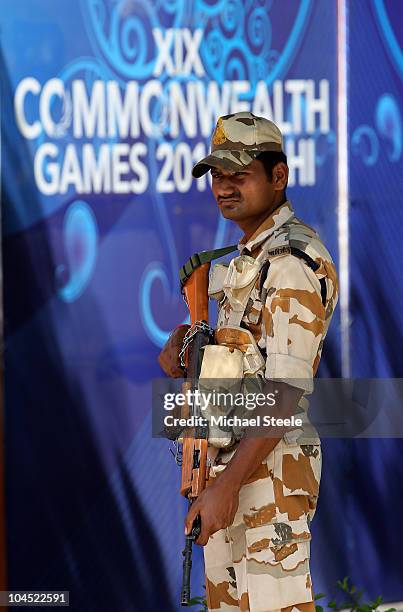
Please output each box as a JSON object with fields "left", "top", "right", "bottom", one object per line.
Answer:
{"left": 192, "top": 114, "right": 339, "bottom": 612}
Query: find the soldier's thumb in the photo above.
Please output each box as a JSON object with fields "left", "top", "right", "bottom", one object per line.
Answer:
{"left": 184, "top": 506, "right": 198, "bottom": 535}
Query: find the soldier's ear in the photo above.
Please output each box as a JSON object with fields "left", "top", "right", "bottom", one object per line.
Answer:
{"left": 273, "top": 162, "right": 288, "bottom": 191}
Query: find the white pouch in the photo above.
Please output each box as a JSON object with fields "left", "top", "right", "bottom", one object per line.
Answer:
{"left": 198, "top": 344, "right": 244, "bottom": 449}
{"left": 223, "top": 255, "right": 262, "bottom": 314}
{"left": 199, "top": 344, "right": 243, "bottom": 380}
{"left": 208, "top": 263, "right": 229, "bottom": 301}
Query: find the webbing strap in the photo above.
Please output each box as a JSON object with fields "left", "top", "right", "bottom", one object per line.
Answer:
{"left": 258, "top": 247, "right": 327, "bottom": 307}
{"left": 319, "top": 278, "right": 327, "bottom": 308}
{"left": 290, "top": 248, "right": 327, "bottom": 306}
{"left": 179, "top": 244, "right": 238, "bottom": 288}
{"left": 289, "top": 247, "right": 320, "bottom": 272}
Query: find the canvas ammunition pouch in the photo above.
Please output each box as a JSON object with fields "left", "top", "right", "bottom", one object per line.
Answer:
{"left": 199, "top": 326, "right": 266, "bottom": 447}
{"left": 200, "top": 228, "right": 327, "bottom": 449}
{"left": 199, "top": 245, "right": 272, "bottom": 448}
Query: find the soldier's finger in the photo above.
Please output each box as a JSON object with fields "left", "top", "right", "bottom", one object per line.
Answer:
{"left": 195, "top": 521, "right": 209, "bottom": 546}
{"left": 184, "top": 502, "right": 199, "bottom": 535}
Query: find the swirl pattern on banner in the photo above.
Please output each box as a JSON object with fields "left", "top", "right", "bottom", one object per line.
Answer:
{"left": 78, "top": 0, "right": 314, "bottom": 345}
{"left": 352, "top": 94, "right": 401, "bottom": 166}
{"left": 82, "top": 0, "right": 159, "bottom": 79}
{"left": 375, "top": 94, "right": 402, "bottom": 162}
{"left": 372, "top": 0, "right": 403, "bottom": 81}
{"left": 81, "top": 0, "right": 313, "bottom": 94}
{"left": 57, "top": 200, "right": 99, "bottom": 303}
{"left": 352, "top": 126, "right": 379, "bottom": 167}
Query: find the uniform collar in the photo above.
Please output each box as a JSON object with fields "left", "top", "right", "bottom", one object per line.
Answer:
{"left": 238, "top": 200, "right": 294, "bottom": 254}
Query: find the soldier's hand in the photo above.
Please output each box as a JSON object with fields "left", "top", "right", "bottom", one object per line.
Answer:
{"left": 184, "top": 478, "right": 240, "bottom": 546}
{"left": 158, "top": 324, "right": 190, "bottom": 378}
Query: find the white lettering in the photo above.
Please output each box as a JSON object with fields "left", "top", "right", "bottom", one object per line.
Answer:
{"left": 252, "top": 80, "right": 273, "bottom": 118}
{"left": 107, "top": 81, "right": 140, "bottom": 138}
{"left": 112, "top": 143, "right": 130, "bottom": 194}
{"left": 169, "top": 82, "right": 197, "bottom": 137}
{"left": 174, "top": 143, "right": 193, "bottom": 193}
{"left": 153, "top": 28, "right": 175, "bottom": 76}
{"left": 286, "top": 138, "right": 316, "bottom": 186}
{"left": 34, "top": 143, "right": 59, "bottom": 195}
{"left": 14, "top": 77, "right": 41, "bottom": 139}
{"left": 140, "top": 80, "right": 163, "bottom": 137}
{"left": 182, "top": 29, "right": 205, "bottom": 76}
{"left": 306, "top": 79, "right": 329, "bottom": 134}
{"left": 40, "top": 78, "right": 69, "bottom": 138}
{"left": 195, "top": 81, "right": 231, "bottom": 136}
{"left": 153, "top": 28, "right": 205, "bottom": 76}
{"left": 129, "top": 143, "right": 149, "bottom": 193}
{"left": 72, "top": 80, "right": 106, "bottom": 138}
{"left": 273, "top": 80, "right": 292, "bottom": 134}
{"left": 284, "top": 80, "right": 306, "bottom": 135}
{"left": 59, "top": 143, "right": 83, "bottom": 193}
{"left": 82, "top": 144, "right": 111, "bottom": 193}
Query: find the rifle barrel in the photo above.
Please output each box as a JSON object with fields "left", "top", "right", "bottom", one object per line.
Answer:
{"left": 180, "top": 535, "right": 193, "bottom": 606}
{"left": 180, "top": 511, "right": 201, "bottom": 607}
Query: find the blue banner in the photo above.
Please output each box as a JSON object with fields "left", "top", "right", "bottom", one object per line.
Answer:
{"left": 1, "top": 0, "right": 401, "bottom": 609}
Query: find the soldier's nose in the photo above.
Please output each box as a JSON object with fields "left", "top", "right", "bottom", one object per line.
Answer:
{"left": 219, "top": 175, "right": 238, "bottom": 193}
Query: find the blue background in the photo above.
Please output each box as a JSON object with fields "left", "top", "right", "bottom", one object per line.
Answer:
{"left": 0, "top": 0, "right": 402, "bottom": 610}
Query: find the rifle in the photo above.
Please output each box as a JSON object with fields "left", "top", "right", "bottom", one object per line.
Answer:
{"left": 178, "top": 245, "right": 236, "bottom": 607}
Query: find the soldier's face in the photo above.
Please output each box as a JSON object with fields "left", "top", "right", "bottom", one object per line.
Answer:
{"left": 210, "top": 159, "right": 285, "bottom": 225}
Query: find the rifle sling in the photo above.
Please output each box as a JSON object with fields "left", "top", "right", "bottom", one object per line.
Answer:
{"left": 179, "top": 244, "right": 238, "bottom": 289}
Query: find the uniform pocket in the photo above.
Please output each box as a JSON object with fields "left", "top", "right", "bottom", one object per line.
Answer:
{"left": 244, "top": 517, "right": 313, "bottom": 611}
{"left": 277, "top": 441, "right": 321, "bottom": 498}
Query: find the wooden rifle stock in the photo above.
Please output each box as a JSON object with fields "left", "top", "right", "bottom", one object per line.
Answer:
{"left": 180, "top": 262, "right": 210, "bottom": 499}
{"left": 177, "top": 245, "right": 237, "bottom": 606}
{"left": 179, "top": 262, "right": 213, "bottom": 607}
{"left": 181, "top": 262, "right": 209, "bottom": 326}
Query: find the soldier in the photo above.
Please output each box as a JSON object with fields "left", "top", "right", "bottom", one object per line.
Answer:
{"left": 160, "top": 112, "right": 338, "bottom": 612}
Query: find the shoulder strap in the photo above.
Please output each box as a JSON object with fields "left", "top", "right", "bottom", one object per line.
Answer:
{"left": 179, "top": 244, "right": 238, "bottom": 289}
{"left": 259, "top": 247, "right": 327, "bottom": 306}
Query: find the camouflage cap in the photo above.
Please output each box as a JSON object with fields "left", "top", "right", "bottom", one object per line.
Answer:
{"left": 192, "top": 112, "right": 284, "bottom": 178}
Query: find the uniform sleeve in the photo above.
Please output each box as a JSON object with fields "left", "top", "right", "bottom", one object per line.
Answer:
{"left": 262, "top": 254, "right": 332, "bottom": 393}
